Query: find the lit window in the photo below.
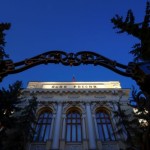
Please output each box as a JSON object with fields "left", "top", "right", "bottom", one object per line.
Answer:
{"left": 66, "top": 110, "right": 82, "bottom": 142}
{"left": 96, "top": 110, "right": 115, "bottom": 141}
{"left": 33, "top": 110, "right": 52, "bottom": 142}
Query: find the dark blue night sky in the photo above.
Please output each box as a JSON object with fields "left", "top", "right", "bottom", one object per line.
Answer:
{"left": 0, "top": 0, "right": 147, "bottom": 89}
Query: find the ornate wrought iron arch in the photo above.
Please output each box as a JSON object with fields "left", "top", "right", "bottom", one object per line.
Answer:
{"left": 0, "top": 50, "right": 131, "bottom": 78}
{"left": 0, "top": 50, "right": 150, "bottom": 93}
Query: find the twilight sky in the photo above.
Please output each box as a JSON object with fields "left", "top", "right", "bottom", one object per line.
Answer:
{"left": 0, "top": 0, "right": 148, "bottom": 90}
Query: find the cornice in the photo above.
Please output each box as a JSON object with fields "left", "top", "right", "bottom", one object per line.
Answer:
{"left": 22, "top": 88, "right": 129, "bottom": 95}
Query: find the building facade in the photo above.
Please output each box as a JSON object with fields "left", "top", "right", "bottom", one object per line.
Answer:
{"left": 22, "top": 81, "right": 131, "bottom": 150}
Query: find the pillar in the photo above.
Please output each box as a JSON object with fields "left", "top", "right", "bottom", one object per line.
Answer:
{"left": 93, "top": 114, "right": 99, "bottom": 139}
{"left": 61, "top": 114, "right": 66, "bottom": 139}
{"left": 46, "top": 114, "right": 56, "bottom": 150}
{"left": 86, "top": 103, "right": 96, "bottom": 149}
{"left": 51, "top": 102, "right": 62, "bottom": 149}
{"left": 50, "top": 114, "right": 55, "bottom": 139}
{"left": 82, "top": 114, "right": 86, "bottom": 139}
{"left": 82, "top": 114, "right": 88, "bottom": 150}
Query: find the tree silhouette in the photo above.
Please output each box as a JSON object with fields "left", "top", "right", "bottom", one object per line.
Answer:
{"left": 0, "top": 81, "right": 37, "bottom": 150}
{"left": 0, "top": 23, "right": 11, "bottom": 60}
{"left": 112, "top": 2, "right": 150, "bottom": 150}
{"left": 111, "top": 2, "right": 150, "bottom": 62}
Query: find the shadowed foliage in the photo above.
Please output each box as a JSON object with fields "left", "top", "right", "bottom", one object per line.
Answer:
{"left": 0, "top": 23, "right": 11, "bottom": 60}
{"left": 0, "top": 81, "right": 37, "bottom": 150}
{"left": 111, "top": 2, "right": 150, "bottom": 62}
{"left": 111, "top": 2, "right": 150, "bottom": 149}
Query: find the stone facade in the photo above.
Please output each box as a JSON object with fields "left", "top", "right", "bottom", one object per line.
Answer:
{"left": 22, "top": 81, "right": 130, "bottom": 150}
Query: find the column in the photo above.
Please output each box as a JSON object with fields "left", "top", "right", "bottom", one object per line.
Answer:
{"left": 82, "top": 114, "right": 88, "bottom": 150}
{"left": 46, "top": 115, "right": 56, "bottom": 150}
{"left": 86, "top": 103, "right": 96, "bottom": 149}
{"left": 93, "top": 114, "right": 102, "bottom": 150}
{"left": 52, "top": 102, "right": 62, "bottom": 149}
{"left": 49, "top": 114, "right": 55, "bottom": 139}
{"left": 61, "top": 114, "right": 66, "bottom": 139}
{"left": 82, "top": 114, "right": 86, "bottom": 139}
{"left": 93, "top": 114, "right": 99, "bottom": 139}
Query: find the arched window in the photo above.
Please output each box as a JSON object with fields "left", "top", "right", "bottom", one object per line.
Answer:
{"left": 66, "top": 110, "right": 82, "bottom": 142}
{"left": 33, "top": 110, "right": 53, "bottom": 142}
{"left": 96, "top": 109, "right": 115, "bottom": 141}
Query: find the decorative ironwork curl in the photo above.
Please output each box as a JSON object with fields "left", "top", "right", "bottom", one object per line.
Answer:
{"left": 0, "top": 50, "right": 132, "bottom": 81}
{"left": 1, "top": 50, "right": 150, "bottom": 95}
{"left": 75, "top": 51, "right": 130, "bottom": 76}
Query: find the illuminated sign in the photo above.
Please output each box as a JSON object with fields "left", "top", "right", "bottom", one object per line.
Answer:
{"left": 27, "top": 82, "right": 121, "bottom": 89}
{"left": 42, "top": 85, "right": 97, "bottom": 89}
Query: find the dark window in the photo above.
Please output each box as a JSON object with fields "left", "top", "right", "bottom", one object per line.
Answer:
{"left": 33, "top": 110, "right": 52, "bottom": 142}
{"left": 66, "top": 110, "right": 82, "bottom": 142}
{"left": 96, "top": 110, "right": 115, "bottom": 141}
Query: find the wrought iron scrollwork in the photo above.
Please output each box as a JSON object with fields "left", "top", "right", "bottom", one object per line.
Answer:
{"left": 0, "top": 50, "right": 133, "bottom": 81}
{"left": 75, "top": 51, "right": 130, "bottom": 77}
{"left": 0, "top": 50, "right": 150, "bottom": 95}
